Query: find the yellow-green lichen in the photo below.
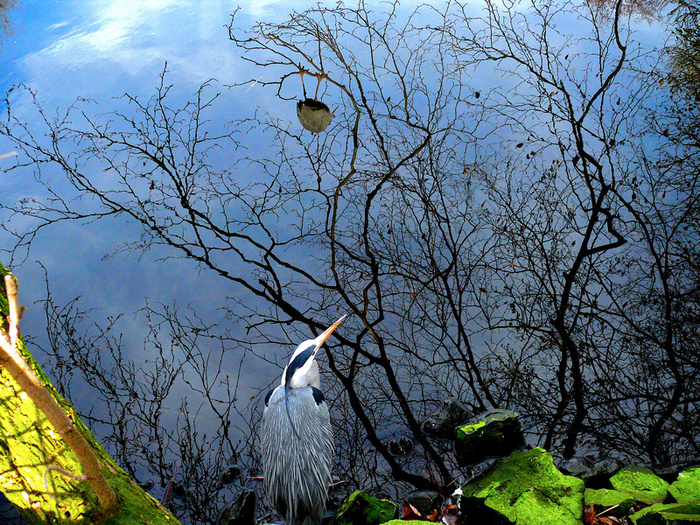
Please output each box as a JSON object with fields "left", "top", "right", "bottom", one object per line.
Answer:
{"left": 332, "top": 490, "right": 397, "bottom": 525}
{"left": 584, "top": 487, "right": 635, "bottom": 508}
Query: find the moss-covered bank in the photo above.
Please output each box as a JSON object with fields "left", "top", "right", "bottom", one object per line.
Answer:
{"left": 0, "top": 263, "right": 181, "bottom": 524}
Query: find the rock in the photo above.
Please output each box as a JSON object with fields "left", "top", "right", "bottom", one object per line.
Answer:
{"left": 610, "top": 466, "right": 670, "bottom": 505}
{"left": 330, "top": 490, "right": 397, "bottom": 525}
{"left": 559, "top": 457, "right": 626, "bottom": 482}
{"left": 669, "top": 466, "right": 700, "bottom": 504}
{"left": 454, "top": 409, "right": 525, "bottom": 466}
{"left": 403, "top": 490, "right": 442, "bottom": 517}
{"left": 459, "top": 447, "right": 584, "bottom": 525}
{"left": 217, "top": 490, "right": 257, "bottom": 525}
{"left": 586, "top": 459, "right": 626, "bottom": 488}
{"left": 585, "top": 464, "right": 700, "bottom": 521}
{"left": 421, "top": 399, "right": 471, "bottom": 440}
{"left": 629, "top": 502, "right": 700, "bottom": 524}
{"left": 584, "top": 487, "right": 636, "bottom": 509}
{"left": 624, "top": 465, "right": 700, "bottom": 524}
{"left": 558, "top": 457, "right": 594, "bottom": 478}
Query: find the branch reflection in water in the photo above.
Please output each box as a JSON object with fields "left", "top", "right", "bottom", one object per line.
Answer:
{"left": 1, "top": 1, "right": 698, "bottom": 523}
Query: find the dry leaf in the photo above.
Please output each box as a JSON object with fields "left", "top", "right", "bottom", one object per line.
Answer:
{"left": 583, "top": 505, "right": 597, "bottom": 524}
{"left": 427, "top": 509, "right": 440, "bottom": 521}
{"left": 441, "top": 504, "right": 460, "bottom": 525}
{"left": 401, "top": 502, "right": 423, "bottom": 520}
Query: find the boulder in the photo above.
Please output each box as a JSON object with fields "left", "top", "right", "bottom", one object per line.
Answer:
{"left": 669, "top": 466, "right": 700, "bottom": 505}
{"left": 421, "top": 399, "right": 471, "bottom": 440}
{"left": 459, "top": 447, "right": 584, "bottom": 525}
{"left": 610, "top": 467, "right": 670, "bottom": 505}
{"left": 454, "top": 409, "right": 525, "bottom": 466}
{"left": 629, "top": 502, "right": 700, "bottom": 524}
{"left": 330, "top": 491, "right": 396, "bottom": 525}
{"left": 403, "top": 489, "right": 442, "bottom": 518}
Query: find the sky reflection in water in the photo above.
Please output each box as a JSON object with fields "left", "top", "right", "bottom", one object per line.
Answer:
{"left": 0, "top": 0, "right": 681, "bottom": 519}
{"left": 0, "top": 0, "right": 313, "bottom": 353}
{"left": 0, "top": 0, "right": 673, "bottom": 362}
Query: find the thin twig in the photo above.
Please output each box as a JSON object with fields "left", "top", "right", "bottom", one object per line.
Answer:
{"left": 596, "top": 504, "right": 620, "bottom": 517}
{"left": 43, "top": 465, "right": 89, "bottom": 502}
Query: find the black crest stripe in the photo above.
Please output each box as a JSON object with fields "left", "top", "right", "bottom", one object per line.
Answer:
{"left": 284, "top": 347, "right": 314, "bottom": 387}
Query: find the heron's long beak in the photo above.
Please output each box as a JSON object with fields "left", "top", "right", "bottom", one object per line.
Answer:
{"left": 312, "top": 314, "right": 347, "bottom": 352}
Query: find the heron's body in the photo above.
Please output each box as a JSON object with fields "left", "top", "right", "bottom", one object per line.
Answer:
{"left": 261, "top": 315, "right": 345, "bottom": 525}
{"left": 262, "top": 385, "right": 333, "bottom": 525}
{"left": 297, "top": 99, "right": 333, "bottom": 134}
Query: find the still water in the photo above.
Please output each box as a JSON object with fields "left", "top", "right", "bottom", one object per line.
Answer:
{"left": 0, "top": 0, "right": 692, "bottom": 523}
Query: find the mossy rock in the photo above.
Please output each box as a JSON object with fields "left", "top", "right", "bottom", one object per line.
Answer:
{"left": 455, "top": 409, "right": 525, "bottom": 466}
{"left": 460, "top": 447, "right": 584, "bottom": 524}
{"left": 330, "top": 491, "right": 396, "bottom": 525}
{"left": 403, "top": 489, "right": 441, "bottom": 517}
{"left": 629, "top": 502, "right": 700, "bottom": 524}
{"left": 669, "top": 467, "right": 700, "bottom": 505}
{"left": 611, "top": 467, "right": 670, "bottom": 505}
{"left": 584, "top": 487, "right": 636, "bottom": 509}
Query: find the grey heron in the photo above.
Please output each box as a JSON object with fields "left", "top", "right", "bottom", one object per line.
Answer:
{"left": 297, "top": 70, "right": 333, "bottom": 134}
{"left": 261, "top": 315, "right": 346, "bottom": 525}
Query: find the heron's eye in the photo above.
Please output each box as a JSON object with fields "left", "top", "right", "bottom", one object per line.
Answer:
{"left": 264, "top": 389, "right": 274, "bottom": 406}
{"left": 311, "top": 387, "right": 325, "bottom": 405}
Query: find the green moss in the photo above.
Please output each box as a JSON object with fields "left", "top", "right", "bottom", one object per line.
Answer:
{"left": 331, "top": 491, "right": 397, "bottom": 525}
{"left": 0, "top": 263, "right": 181, "bottom": 524}
{"left": 462, "top": 418, "right": 489, "bottom": 432}
{"left": 669, "top": 466, "right": 700, "bottom": 504}
{"left": 461, "top": 448, "right": 584, "bottom": 525}
{"left": 457, "top": 409, "right": 518, "bottom": 435}
{"left": 584, "top": 488, "right": 636, "bottom": 508}
{"left": 630, "top": 502, "right": 700, "bottom": 524}
{"left": 611, "top": 467, "right": 670, "bottom": 505}
{"left": 513, "top": 488, "right": 583, "bottom": 525}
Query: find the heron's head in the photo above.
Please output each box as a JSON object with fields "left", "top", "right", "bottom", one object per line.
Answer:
{"left": 281, "top": 315, "right": 346, "bottom": 390}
